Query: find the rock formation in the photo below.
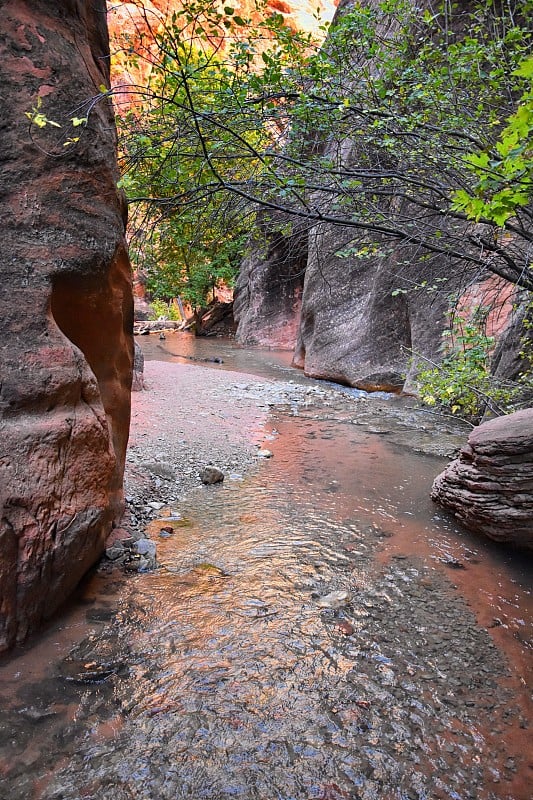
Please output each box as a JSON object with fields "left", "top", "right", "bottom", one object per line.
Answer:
{"left": 233, "top": 215, "right": 308, "bottom": 349}
{"left": 234, "top": 0, "right": 526, "bottom": 393}
{"left": 296, "top": 227, "right": 469, "bottom": 392}
{"left": 431, "top": 409, "right": 533, "bottom": 550}
{"left": 0, "top": 0, "right": 133, "bottom": 651}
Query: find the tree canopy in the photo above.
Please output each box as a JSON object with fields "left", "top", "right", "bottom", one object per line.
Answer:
{"left": 112, "top": 0, "right": 532, "bottom": 301}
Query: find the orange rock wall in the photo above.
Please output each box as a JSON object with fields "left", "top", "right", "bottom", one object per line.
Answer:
{"left": 107, "top": 0, "right": 337, "bottom": 103}
{"left": 0, "top": 0, "right": 133, "bottom": 651}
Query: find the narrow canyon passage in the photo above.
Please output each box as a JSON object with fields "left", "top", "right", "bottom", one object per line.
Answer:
{"left": 0, "top": 340, "right": 531, "bottom": 800}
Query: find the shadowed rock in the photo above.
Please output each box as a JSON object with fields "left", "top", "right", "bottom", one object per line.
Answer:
{"left": 431, "top": 409, "right": 533, "bottom": 550}
{"left": 0, "top": 0, "right": 133, "bottom": 651}
{"left": 200, "top": 467, "right": 225, "bottom": 485}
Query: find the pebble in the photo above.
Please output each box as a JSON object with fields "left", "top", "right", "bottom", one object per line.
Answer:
{"left": 316, "top": 590, "right": 352, "bottom": 609}
{"left": 336, "top": 620, "right": 355, "bottom": 636}
{"left": 256, "top": 449, "right": 273, "bottom": 458}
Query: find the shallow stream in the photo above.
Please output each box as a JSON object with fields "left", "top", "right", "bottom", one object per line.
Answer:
{"left": 0, "top": 337, "right": 531, "bottom": 800}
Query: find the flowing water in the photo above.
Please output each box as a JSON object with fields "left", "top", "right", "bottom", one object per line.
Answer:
{"left": 0, "top": 337, "right": 531, "bottom": 800}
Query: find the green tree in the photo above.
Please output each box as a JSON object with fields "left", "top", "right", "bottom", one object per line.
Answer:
{"left": 114, "top": 0, "right": 318, "bottom": 311}
{"left": 452, "top": 55, "right": 533, "bottom": 227}
{"left": 28, "top": 0, "right": 532, "bottom": 294}
{"left": 112, "top": 0, "right": 532, "bottom": 294}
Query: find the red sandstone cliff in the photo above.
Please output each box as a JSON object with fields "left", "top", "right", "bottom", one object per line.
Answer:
{"left": 0, "top": 0, "right": 133, "bottom": 651}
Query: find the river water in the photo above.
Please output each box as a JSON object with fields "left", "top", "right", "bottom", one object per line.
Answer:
{"left": 0, "top": 336, "right": 531, "bottom": 800}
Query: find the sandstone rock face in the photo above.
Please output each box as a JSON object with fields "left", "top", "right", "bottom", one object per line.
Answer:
{"left": 293, "top": 226, "right": 462, "bottom": 391}
{"left": 237, "top": 215, "right": 471, "bottom": 390}
{"left": 233, "top": 217, "right": 308, "bottom": 349}
{"left": 431, "top": 409, "right": 533, "bottom": 550}
{"left": 0, "top": 0, "right": 133, "bottom": 651}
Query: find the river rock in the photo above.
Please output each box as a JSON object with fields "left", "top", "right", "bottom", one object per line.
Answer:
{"left": 316, "top": 590, "right": 352, "bottom": 609}
{"left": 256, "top": 449, "right": 273, "bottom": 458}
{"left": 0, "top": 0, "right": 133, "bottom": 651}
{"left": 135, "top": 539, "right": 157, "bottom": 559}
{"left": 199, "top": 466, "right": 225, "bottom": 484}
{"left": 431, "top": 409, "right": 533, "bottom": 549}
{"left": 140, "top": 461, "right": 176, "bottom": 480}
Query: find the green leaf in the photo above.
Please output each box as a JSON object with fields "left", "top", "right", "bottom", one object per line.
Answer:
{"left": 513, "top": 55, "right": 533, "bottom": 79}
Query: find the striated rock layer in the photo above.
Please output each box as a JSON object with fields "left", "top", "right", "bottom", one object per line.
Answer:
{"left": 0, "top": 0, "right": 133, "bottom": 651}
{"left": 431, "top": 409, "right": 533, "bottom": 550}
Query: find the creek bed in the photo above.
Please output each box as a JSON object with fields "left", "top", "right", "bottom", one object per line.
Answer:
{"left": 0, "top": 336, "right": 531, "bottom": 800}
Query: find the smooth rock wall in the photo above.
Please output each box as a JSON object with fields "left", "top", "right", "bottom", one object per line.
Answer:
{"left": 234, "top": 215, "right": 308, "bottom": 349}
{"left": 0, "top": 0, "right": 133, "bottom": 651}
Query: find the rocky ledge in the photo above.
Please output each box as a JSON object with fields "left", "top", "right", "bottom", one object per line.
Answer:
{"left": 431, "top": 408, "right": 533, "bottom": 550}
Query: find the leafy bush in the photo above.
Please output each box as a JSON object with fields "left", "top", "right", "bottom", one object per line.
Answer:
{"left": 416, "top": 306, "right": 532, "bottom": 421}
{"left": 149, "top": 299, "right": 182, "bottom": 321}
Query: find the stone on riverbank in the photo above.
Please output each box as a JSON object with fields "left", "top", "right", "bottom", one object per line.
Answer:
{"left": 431, "top": 408, "right": 533, "bottom": 549}
{"left": 199, "top": 467, "right": 225, "bottom": 485}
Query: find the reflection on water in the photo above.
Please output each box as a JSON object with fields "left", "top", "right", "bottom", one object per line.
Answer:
{"left": 140, "top": 332, "right": 303, "bottom": 382}
{"left": 0, "top": 339, "right": 531, "bottom": 800}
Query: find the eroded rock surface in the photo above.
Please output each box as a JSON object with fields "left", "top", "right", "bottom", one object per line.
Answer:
{"left": 431, "top": 409, "right": 533, "bottom": 549}
{"left": 233, "top": 216, "right": 307, "bottom": 349}
{"left": 0, "top": 0, "right": 133, "bottom": 651}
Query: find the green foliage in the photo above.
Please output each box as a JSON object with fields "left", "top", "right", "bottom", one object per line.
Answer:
{"left": 149, "top": 298, "right": 182, "bottom": 321}
{"left": 116, "top": 0, "right": 315, "bottom": 306}
{"left": 452, "top": 56, "right": 533, "bottom": 226}
{"left": 416, "top": 305, "right": 533, "bottom": 421}
{"left": 115, "top": 0, "right": 533, "bottom": 295}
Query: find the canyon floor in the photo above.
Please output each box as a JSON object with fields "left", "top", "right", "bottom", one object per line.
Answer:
{"left": 0, "top": 352, "right": 531, "bottom": 800}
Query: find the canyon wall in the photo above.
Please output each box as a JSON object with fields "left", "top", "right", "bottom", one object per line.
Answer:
{"left": 0, "top": 0, "right": 133, "bottom": 651}
{"left": 233, "top": 0, "right": 524, "bottom": 393}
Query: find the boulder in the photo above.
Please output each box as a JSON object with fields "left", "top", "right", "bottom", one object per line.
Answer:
{"left": 199, "top": 467, "right": 225, "bottom": 485}
{"left": 431, "top": 409, "right": 533, "bottom": 550}
{"left": 0, "top": 0, "right": 133, "bottom": 651}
